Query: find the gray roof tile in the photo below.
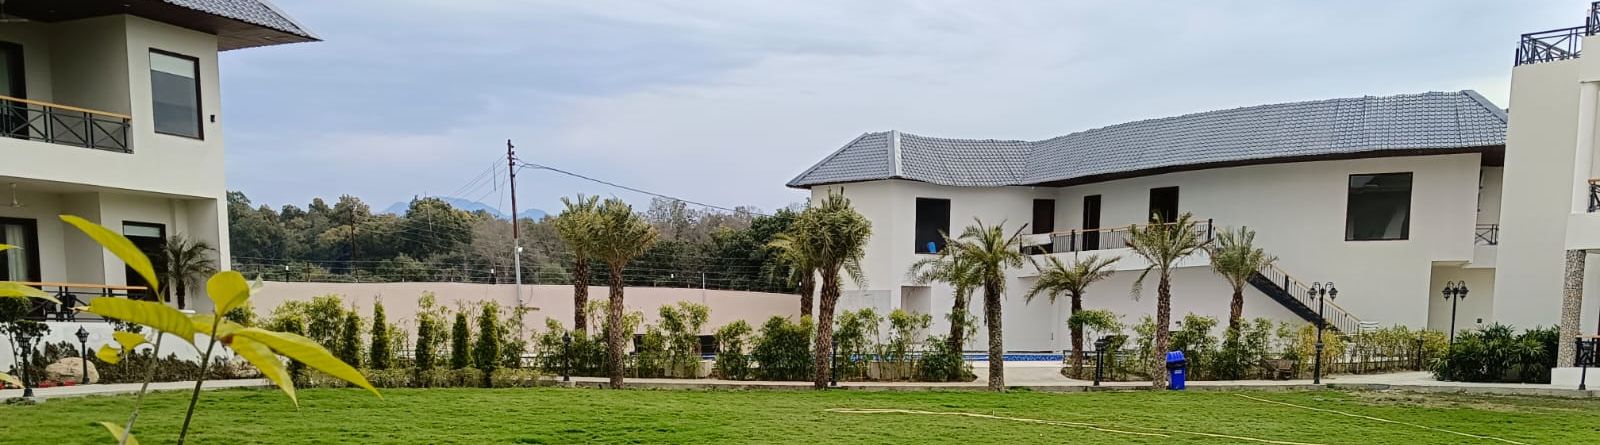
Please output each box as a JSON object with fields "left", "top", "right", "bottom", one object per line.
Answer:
{"left": 165, "top": 0, "right": 316, "bottom": 39}
{"left": 789, "top": 91, "right": 1507, "bottom": 188}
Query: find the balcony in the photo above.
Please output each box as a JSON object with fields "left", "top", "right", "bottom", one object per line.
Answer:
{"left": 1474, "top": 224, "right": 1499, "bottom": 246}
{"left": 15, "top": 281, "right": 151, "bottom": 322}
{"left": 1032, "top": 219, "right": 1215, "bottom": 254}
{"left": 1513, "top": 2, "right": 1600, "bottom": 66}
{"left": 0, "top": 95, "right": 131, "bottom": 153}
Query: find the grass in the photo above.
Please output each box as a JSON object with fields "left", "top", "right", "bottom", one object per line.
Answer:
{"left": 2, "top": 387, "right": 1597, "bottom": 444}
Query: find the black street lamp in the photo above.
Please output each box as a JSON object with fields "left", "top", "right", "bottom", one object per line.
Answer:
{"left": 15, "top": 330, "right": 33, "bottom": 398}
{"left": 829, "top": 338, "right": 839, "bottom": 387}
{"left": 1442, "top": 281, "right": 1469, "bottom": 343}
{"left": 75, "top": 326, "right": 91, "bottom": 385}
{"left": 561, "top": 332, "right": 572, "bottom": 382}
{"left": 1309, "top": 282, "right": 1337, "bottom": 385}
{"left": 1092, "top": 336, "right": 1112, "bottom": 387}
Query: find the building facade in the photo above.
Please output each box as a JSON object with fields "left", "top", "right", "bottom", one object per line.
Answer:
{"left": 789, "top": 92, "right": 1509, "bottom": 352}
{"left": 0, "top": 1, "right": 315, "bottom": 314}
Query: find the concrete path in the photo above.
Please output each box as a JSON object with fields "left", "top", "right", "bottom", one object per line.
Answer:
{"left": 5, "top": 369, "right": 1596, "bottom": 400}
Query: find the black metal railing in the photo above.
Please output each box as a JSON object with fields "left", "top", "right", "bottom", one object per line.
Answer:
{"left": 1256, "top": 263, "right": 1361, "bottom": 335}
{"left": 15, "top": 282, "right": 150, "bottom": 322}
{"left": 1577, "top": 336, "right": 1597, "bottom": 390}
{"left": 1590, "top": 179, "right": 1600, "bottom": 213}
{"left": 1044, "top": 219, "right": 1214, "bottom": 254}
{"left": 0, "top": 95, "right": 131, "bottom": 153}
{"left": 1516, "top": 26, "right": 1584, "bottom": 66}
{"left": 1589, "top": 1, "right": 1600, "bottom": 35}
{"left": 1474, "top": 224, "right": 1499, "bottom": 246}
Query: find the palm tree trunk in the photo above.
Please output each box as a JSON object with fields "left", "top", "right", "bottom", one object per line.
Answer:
{"left": 946, "top": 290, "right": 967, "bottom": 354}
{"left": 605, "top": 264, "right": 626, "bottom": 388}
{"left": 1069, "top": 291, "right": 1084, "bottom": 380}
{"left": 176, "top": 281, "right": 187, "bottom": 310}
{"left": 984, "top": 281, "right": 1004, "bottom": 391}
{"left": 1228, "top": 285, "right": 1244, "bottom": 333}
{"left": 798, "top": 274, "right": 815, "bottom": 318}
{"left": 813, "top": 268, "right": 840, "bottom": 389}
{"left": 1152, "top": 271, "right": 1172, "bottom": 389}
{"left": 573, "top": 256, "right": 589, "bottom": 334}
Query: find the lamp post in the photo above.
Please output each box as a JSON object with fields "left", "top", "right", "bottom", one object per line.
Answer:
{"left": 1442, "top": 281, "right": 1469, "bottom": 343}
{"left": 75, "top": 326, "right": 90, "bottom": 385}
{"left": 829, "top": 338, "right": 839, "bottom": 387}
{"left": 561, "top": 332, "right": 572, "bottom": 382}
{"left": 16, "top": 330, "right": 33, "bottom": 398}
{"left": 1092, "top": 336, "right": 1111, "bottom": 387}
{"left": 1309, "top": 282, "right": 1337, "bottom": 385}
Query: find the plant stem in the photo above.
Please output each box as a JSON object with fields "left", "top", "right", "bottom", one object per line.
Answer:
{"left": 175, "top": 320, "right": 222, "bottom": 444}
{"left": 120, "top": 334, "right": 164, "bottom": 445}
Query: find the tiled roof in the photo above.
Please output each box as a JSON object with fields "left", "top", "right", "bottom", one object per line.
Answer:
{"left": 165, "top": 0, "right": 317, "bottom": 40}
{"left": 788, "top": 91, "right": 1508, "bottom": 188}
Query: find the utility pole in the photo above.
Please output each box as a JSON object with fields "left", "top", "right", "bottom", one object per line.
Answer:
{"left": 348, "top": 204, "right": 358, "bottom": 282}
{"left": 507, "top": 140, "right": 524, "bottom": 312}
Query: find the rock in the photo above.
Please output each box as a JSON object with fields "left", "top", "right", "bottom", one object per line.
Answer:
{"left": 45, "top": 357, "right": 98, "bottom": 383}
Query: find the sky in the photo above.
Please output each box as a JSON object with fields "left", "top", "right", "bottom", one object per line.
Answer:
{"left": 222, "top": 0, "right": 1577, "bottom": 216}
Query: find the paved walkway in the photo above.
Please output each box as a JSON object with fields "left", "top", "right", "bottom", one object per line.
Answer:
{"left": 4, "top": 369, "right": 1595, "bottom": 401}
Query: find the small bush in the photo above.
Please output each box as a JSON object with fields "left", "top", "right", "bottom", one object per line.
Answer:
{"left": 474, "top": 302, "right": 503, "bottom": 386}
{"left": 713, "top": 320, "right": 753, "bottom": 380}
{"left": 916, "top": 336, "right": 972, "bottom": 382}
{"left": 751, "top": 316, "right": 813, "bottom": 381}
{"left": 1433, "top": 324, "right": 1557, "bottom": 383}
{"left": 369, "top": 300, "right": 392, "bottom": 370}
{"left": 450, "top": 312, "right": 472, "bottom": 370}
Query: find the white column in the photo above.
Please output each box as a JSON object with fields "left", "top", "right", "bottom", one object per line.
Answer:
{"left": 1573, "top": 82, "right": 1598, "bottom": 213}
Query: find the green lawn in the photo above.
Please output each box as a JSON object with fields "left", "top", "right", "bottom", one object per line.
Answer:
{"left": 2, "top": 387, "right": 1596, "bottom": 444}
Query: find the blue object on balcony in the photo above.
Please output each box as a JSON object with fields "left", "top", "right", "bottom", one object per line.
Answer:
{"left": 926, "top": 241, "right": 936, "bottom": 253}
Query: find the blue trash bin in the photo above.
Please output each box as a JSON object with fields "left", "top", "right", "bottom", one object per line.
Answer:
{"left": 1165, "top": 351, "right": 1187, "bottom": 390}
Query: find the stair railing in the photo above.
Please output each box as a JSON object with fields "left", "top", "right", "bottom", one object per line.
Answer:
{"left": 1257, "top": 263, "right": 1362, "bottom": 335}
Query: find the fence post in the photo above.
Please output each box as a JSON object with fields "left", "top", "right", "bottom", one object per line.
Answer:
{"left": 1070, "top": 229, "right": 1077, "bottom": 252}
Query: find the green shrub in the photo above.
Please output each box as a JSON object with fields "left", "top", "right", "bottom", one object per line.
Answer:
{"left": 659, "top": 302, "right": 710, "bottom": 377}
{"left": 1433, "top": 324, "right": 1557, "bottom": 383}
{"left": 634, "top": 325, "right": 669, "bottom": 378}
{"left": 713, "top": 320, "right": 753, "bottom": 380}
{"left": 1293, "top": 323, "right": 1345, "bottom": 377}
{"left": 880, "top": 309, "right": 931, "bottom": 380}
{"left": 450, "top": 311, "right": 472, "bottom": 370}
{"left": 751, "top": 316, "right": 813, "bottom": 381}
{"left": 533, "top": 319, "right": 607, "bottom": 377}
{"left": 337, "top": 309, "right": 364, "bottom": 368}
{"left": 369, "top": 300, "right": 392, "bottom": 370}
{"left": 474, "top": 302, "right": 503, "bottom": 386}
{"left": 1207, "top": 318, "right": 1273, "bottom": 380}
{"left": 916, "top": 336, "right": 971, "bottom": 382}
{"left": 832, "top": 308, "right": 881, "bottom": 380}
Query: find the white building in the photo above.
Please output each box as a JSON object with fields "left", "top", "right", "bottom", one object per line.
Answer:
{"left": 789, "top": 91, "right": 1511, "bottom": 353}
{"left": 0, "top": 1, "right": 315, "bottom": 316}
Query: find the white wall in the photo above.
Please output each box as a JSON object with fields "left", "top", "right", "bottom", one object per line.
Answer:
{"left": 811, "top": 153, "right": 1486, "bottom": 351}
{"left": 1498, "top": 55, "right": 1584, "bottom": 329}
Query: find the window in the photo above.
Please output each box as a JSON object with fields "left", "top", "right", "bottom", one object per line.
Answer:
{"left": 150, "top": 50, "right": 201, "bottom": 138}
{"left": 1149, "top": 187, "right": 1179, "bottom": 223}
{"left": 1346, "top": 173, "right": 1412, "bottom": 241}
{"left": 1031, "top": 199, "right": 1055, "bottom": 234}
{"left": 122, "top": 222, "right": 166, "bottom": 301}
{"left": 1, "top": 42, "right": 25, "bottom": 140}
{"left": 914, "top": 198, "right": 950, "bottom": 253}
{"left": 0, "top": 218, "right": 40, "bottom": 282}
{"left": 1082, "top": 195, "right": 1102, "bottom": 250}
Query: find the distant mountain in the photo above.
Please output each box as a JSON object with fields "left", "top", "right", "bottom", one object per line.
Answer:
{"left": 383, "top": 197, "right": 546, "bottom": 220}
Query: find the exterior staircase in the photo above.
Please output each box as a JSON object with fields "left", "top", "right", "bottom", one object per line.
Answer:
{"left": 1247, "top": 263, "right": 1361, "bottom": 334}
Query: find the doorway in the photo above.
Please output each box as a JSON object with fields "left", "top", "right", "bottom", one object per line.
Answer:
{"left": 0, "top": 41, "right": 25, "bottom": 140}
{"left": 122, "top": 222, "right": 166, "bottom": 301}
{"left": 1082, "top": 195, "right": 1101, "bottom": 250}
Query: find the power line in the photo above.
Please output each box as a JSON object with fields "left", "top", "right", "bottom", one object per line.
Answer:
{"left": 521, "top": 162, "right": 769, "bottom": 216}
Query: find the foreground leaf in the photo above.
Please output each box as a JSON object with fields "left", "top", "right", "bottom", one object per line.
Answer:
{"left": 206, "top": 271, "right": 251, "bottom": 315}
{"left": 0, "top": 243, "right": 10, "bottom": 252}
{"left": 60, "top": 215, "right": 160, "bottom": 292}
{"left": 0, "top": 372, "right": 19, "bottom": 388}
{"left": 84, "top": 299, "right": 195, "bottom": 343}
{"left": 189, "top": 314, "right": 245, "bottom": 340}
{"left": 234, "top": 328, "right": 380, "bottom": 398}
{"left": 232, "top": 336, "right": 297, "bottom": 406}
{"left": 0, "top": 282, "right": 59, "bottom": 304}
{"left": 98, "top": 421, "right": 140, "bottom": 445}
{"left": 96, "top": 344, "right": 124, "bottom": 364}
{"left": 112, "top": 331, "right": 149, "bottom": 351}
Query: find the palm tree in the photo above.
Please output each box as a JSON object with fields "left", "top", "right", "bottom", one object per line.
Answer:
{"left": 589, "top": 198, "right": 659, "bottom": 388}
{"left": 160, "top": 235, "right": 216, "bottom": 310}
{"left": 1207, "top": 226, "right": 1275, "bottom": 332}
{"left": 948, "top": 219, "right": 1027, "bottom": 391}
{"left": 767, "top": 232, "right": 816, "bottom": 317}
{"left": 907, "top": 233, "right": 979, "bottom": 354}
{"left": 788, "top": 192, "right": 871, "bottom": 389}
{"left": 1126, "top": 212, "right": 1208, "bottom": 388}
{"left": 554, "top": 194, "right": 600, "bottom": 334}
{"left": 1023, "top": 254, "right": 1118, "bottom": 379}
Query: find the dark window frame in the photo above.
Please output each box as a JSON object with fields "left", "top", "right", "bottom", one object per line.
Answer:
{"left": 914, "top": 197, "right": 951, "bottom": 254}
{"left": 148, "top": 48, "right": 203, "bottom": 140}
{"left": 1345, "top": 172, "right": 1413, "bottom": 242}
{"left": 0, "top": 217, "right": 41, "bottom": 282}
{"left": 1148, "top": 186, "right": 1179, "bottom": 223}
{"left": 121, "top": 221, "right": 167, "bottom": 300}
{"left": 1031, "top": 199, "right": 1055, "bottom": 234}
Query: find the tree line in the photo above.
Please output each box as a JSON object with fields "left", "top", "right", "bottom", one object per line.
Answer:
{"left": 226, "top": 191, "right": 800, "bottom": 293}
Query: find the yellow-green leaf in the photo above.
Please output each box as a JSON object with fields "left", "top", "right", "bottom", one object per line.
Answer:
{"left": 96, "top": 344, "right": 124, "bottom": 364}
{"left": 0, "top": 243, "right": 11, "bottom": 252}
{"left": 0, "top": 282, "right": 59, "bottom": 304}
{"left": 206, "top": 271, "right": 251, "bottom": 315}
{"left": 84, "top": 298, "right": 195, "bottom": 343}
{"left": 234, "top": 328, "right": 381, "bottom": 398}
{"left": 112, "top": 331, "right": 148, "bottom": 351}
{"left": 189, "top": 314, "right": 244, "bottom": 340}
{"left": 60, "top": 215, "right": 159, "bottom": 292}
{"left": 232, "top": 336, "right": 296, "bottom": 406}
{"left": 0, "top": 372, "right": 20, "bottom": 388}
{"left": 98, "top": 421, "right": 140, "bottom": 445}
